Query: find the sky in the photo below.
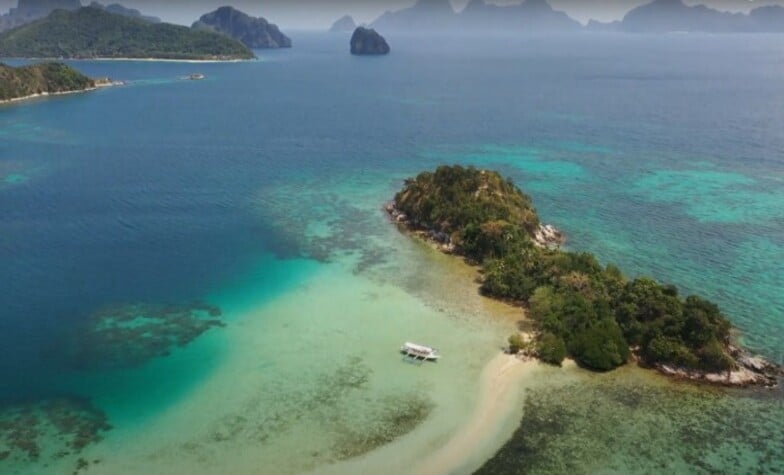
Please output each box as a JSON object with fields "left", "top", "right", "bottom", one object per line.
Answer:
{"left": 1, "top": 0, "right": 783, "bottom": 29}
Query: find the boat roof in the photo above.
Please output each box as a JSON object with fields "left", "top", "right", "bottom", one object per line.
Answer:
{"left": 403, "top": 342, "right": 437, "bottom": 352}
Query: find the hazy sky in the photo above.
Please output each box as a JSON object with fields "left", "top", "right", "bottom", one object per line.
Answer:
{"left": 2, "top": 0, "right": 783, "bottom": 29}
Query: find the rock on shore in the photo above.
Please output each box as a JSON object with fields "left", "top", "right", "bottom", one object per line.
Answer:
{"left": 533, "top": 223, "right": 566, "bottom": 249}
{"left": 657, "top": 345, "right": 779, "bottom": 388}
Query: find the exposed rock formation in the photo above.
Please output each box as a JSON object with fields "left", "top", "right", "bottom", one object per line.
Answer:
{"left": 192, "top": 6, "right": 291, "bottom": 49}
{"left": 350, "top": 27, "right": 389, "bottom": 55}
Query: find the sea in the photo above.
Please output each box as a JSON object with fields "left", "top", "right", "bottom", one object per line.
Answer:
{"left": 1, "top": 32, "right": 782, "bottom": 474}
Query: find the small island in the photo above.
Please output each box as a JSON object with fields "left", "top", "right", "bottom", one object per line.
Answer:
{"left": 388, "top": 165, "right": 779, "bottom": 386}
{"left": 350, "top": 27, "right": 390, "bottom": 55}
{"left": 0, "top": 61, "right": 112, "bottom": 103}
{"left": 0, "top": 6, "right": 254, "bottom": 60}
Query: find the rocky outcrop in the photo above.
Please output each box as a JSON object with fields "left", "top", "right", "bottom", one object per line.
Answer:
{"left": 350, "top": 27, "right": 389, "bottom": 55}
{"left": 533, "top": 224, "right": 565, "bottom": 249}
{"left": 657, "top": 346, "right": 779, "bottom": 388}
{"left": 329, "top": 14, "right": 356, "bottom": 33}
{"left": 192, "top": 6, "right": 291, "bottom": 49}
{"left": 385, "top": 201, "right": 455, "bottom": 253}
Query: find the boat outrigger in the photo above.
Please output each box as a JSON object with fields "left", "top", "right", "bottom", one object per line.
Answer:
{"left": 400, "top": 342, "right": 441, "bottom": 362}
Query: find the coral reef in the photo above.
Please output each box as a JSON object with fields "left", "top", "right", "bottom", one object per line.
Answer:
{"left": 67, "top": 302, "right": 223, "bottom": 369}
{"left": 0, "top": 397, "right": 110, "bottom": 464}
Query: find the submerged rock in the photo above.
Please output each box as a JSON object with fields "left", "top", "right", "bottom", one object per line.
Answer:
{"left": 350, "top": 27, "right": 390, "bottom": 55}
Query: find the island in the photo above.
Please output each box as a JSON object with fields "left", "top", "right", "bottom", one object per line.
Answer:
{"left": 329, "top": 15, "right": 356, "bottom": 33}
{"left": 192, "top": 6, "right": 291, "bottom": 49}
{"left": 350, "top": 27, "right": 389, "bottom": 55}
{"left": 0, "top": 61, "right": 112, "bottom": 103}
{"left": 387, "top": 165, "right": 779, "bottom": 386}
{"left": 0, "top": 6, "right": 255, "bottom": 60}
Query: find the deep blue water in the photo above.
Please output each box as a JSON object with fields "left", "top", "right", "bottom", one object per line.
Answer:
{"left": 1, "top": 32, "right": 783, "bottom": 470}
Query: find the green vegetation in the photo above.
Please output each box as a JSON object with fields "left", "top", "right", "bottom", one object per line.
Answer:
{"left": 0, "top": 61, "right": 94, "bottom": 101}
{"left": 508, "top": 333, "right": 526, "bottom": 354}
{"left": 0, "top": 7, "right": 254, "bottom": 60}
{"left": 394, "top": 165, "right": 735, "bottom": 373}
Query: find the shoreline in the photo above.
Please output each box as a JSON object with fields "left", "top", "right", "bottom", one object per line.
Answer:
{"left": 0, "top": 80, "right": 120, "bottom": 106}
{"left": 412, "top": 354, "right": 539, "bottom": 475}
{"left": 384, "top": 199, "right": 779, "bottom": 388}
{"left": 0, "top": 57, "right": 256, "bottom": 63}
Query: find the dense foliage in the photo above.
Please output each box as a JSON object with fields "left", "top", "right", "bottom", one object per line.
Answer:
{"left": 396, "top": 165, "right": 735, "bottom": 372}
{"left": 395, "top": 165, "right": 539, "bottom": 261}
{"left": 0, "top": 7, "right": 254, "bottom": 60}
{"left": 0, "top": 61, "right": 94, "bottom": 101}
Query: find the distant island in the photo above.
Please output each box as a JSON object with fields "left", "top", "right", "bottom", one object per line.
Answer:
{"left": 0, "top": 61, "right": 110, "bottom": 103}
{"left": 370, "top": 0, "right": 784, "bottom": 33}
{"left": 192, "top": 6, "right": 291, "bottom": 49}
{"left": 0, "top": 6, "right": 255, "bottom": 60}
{"left": 350, "top": 27, "right": 390, "bottom": 55}
{"left": 329, "top": 15, "right": 356, "bottom": 33}
{"left": 0, "top": 0, "right": 158, "bottom": 33}
{"left": 387, "top": 165, "right": 779, "bottom": 386}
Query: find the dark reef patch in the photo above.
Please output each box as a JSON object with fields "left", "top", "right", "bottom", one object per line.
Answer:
{"left": 0, "top": 397, "right": 110, "bottom": 465}
{"left": 330, "top": 393, "right": 434, "bottom": 460}
{"left": 475, "top": 376, "right": 784, "bottom": 474}
{"left": 66, "top": 302, "right": 224, "bottom": 369}
{"left": 177, "top": 356, "right": 433, "bottom": 468}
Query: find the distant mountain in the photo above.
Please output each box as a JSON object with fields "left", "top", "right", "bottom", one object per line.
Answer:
{"left": 89, "top": 2, "right": 160, "bottom": 23}
{"left": 329, "top": 14, "right": 356, "bottom": 33}
{"left": 0, "top": 61, "right": 95, "bottom": 102}
{"left": 458, "top": 0, "right": 580, "bottom": 32}
{"left": 372, "top": 0, "right": 457, "bottom": 32}
{"left": 747, "top": 5, "right": 784, "bottom": 32}
{"left": 620, "top": 0, "right": 750, "bottom": 32}
{"left": 0, "top": 7, "right": 255, "bottom": 60}
{"left": 372, "top": 0, "right": 580, "bottom": 32}
{"left": 0, "top": 0, "right": 80, "bottom": 32}
{"left": 192, "top": 6, "right": 291, "bottom": 49}
{"left": 0, "top": 0, "right": 158, "bottom": 33}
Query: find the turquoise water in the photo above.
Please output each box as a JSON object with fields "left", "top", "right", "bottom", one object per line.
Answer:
{"left": 1, "top": 33, "right": 783, "bottom": 473}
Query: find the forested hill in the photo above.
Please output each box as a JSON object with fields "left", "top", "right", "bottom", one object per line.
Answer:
{"left": 0, "top": 61, "right": 94, "bottom": 101}
{"left": 0, "top": 7, "right": 254, "bottom": 60}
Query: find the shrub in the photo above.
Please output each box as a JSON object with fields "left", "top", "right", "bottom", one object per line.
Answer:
{"left": 537, "top": 332, "right": 567, "bottom": 366}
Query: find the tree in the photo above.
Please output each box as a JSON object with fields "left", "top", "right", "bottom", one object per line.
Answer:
{"left": 537, "top": 332, "right": 567, "bottom": 365}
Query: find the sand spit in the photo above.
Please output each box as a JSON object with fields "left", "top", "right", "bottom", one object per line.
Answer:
{"left": 412, "top": 353, "right": 539, "bottom": 475}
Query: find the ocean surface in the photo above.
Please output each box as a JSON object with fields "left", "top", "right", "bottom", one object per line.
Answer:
{"left": 1, "top": 32, "right": 783, "bottom": 474}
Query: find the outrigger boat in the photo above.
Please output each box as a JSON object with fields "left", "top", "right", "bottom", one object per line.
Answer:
{"left": 400, "top": 342, "right": 441, "bottom": 361}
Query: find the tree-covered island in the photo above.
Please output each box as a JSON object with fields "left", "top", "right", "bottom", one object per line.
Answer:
{"left": 0, "top": 6, "right": 254, "bottom": 60}
{"left": 387, "top": 165, "right": 779, "bottom": 386}
{"left": 0, "top": 61, "right": 110, "bottom": 102}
